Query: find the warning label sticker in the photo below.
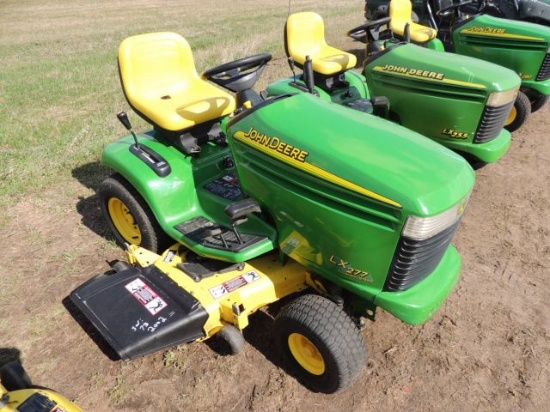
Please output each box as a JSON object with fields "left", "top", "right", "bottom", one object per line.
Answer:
{"left": 125, "top": 278, "right": 168, "bottom": 315}
{"left": 204, "top": 173, "right": 242, "bottom": 201}
{"left": 209, "top": 271, "right": 261, "bottom": 299}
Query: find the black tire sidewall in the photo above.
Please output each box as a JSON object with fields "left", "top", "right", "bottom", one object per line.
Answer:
{"left": 524, "top": 89, "right": 549, "bottom": 113}
{"left": 216, "top": 325, "right": 245, "bottom": 355}
{"left": 274, "top": 294, "right": 366, "bottom": 394}
{"left": 99, "top": 174, "right": 171, "bottom": 253}
{"left": 276, "top": 317, "right": 343, "bottom": 393}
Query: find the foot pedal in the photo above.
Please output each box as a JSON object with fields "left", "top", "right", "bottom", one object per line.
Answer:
{"left": 174, "top": 216, "right": 266, "bottom": 252}
{"left": 177, "top": 253, "right": 244, "bottom": 282}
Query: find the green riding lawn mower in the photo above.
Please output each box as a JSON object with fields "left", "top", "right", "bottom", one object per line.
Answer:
{"left": 70, "top": 31, "right": 476, "bottom": 393}
{"left": 365, "top": 0, "right": 550, "bottom": 26}
{"left": 267, "top": 11, "right": 519, "bottom": 165}
{"left": 0, "top": 362, "right": 82, "bottom": 412}
{"left": 359, "top": 0, "right": 550, "bottom": 130}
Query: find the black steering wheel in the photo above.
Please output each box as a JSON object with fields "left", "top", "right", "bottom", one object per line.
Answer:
{"left": 202, "top": 53, "right": 272, "bottom": 93}
{"left": 347, "top": 17, "right": 392, "bottom": 43}
{"left": 436, "top": 0, "right": 474, "bottom": 16}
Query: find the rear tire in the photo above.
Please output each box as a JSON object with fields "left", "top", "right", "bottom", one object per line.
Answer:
{"left": 274, "top": 294, "right": 367, "bottom": 393}
{"left": 99, "top": 173, "right": 172, "bottom": 253}
{"left": 505, "top": 91, "right": 531, "bottom": 132}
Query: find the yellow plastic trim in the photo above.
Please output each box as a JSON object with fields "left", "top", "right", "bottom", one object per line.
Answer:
{"left": 288, "top": 333, "right": 326, "bottom": 375}
{"left": 286, "top": 12, "right": 357, "bottom": 75}
{"left": 118, "top": 32, "right": 236, "bottom": 131}
{"left": 1, "top": 388, "right": 83, "bottom": 412}
{"left": 389, "top": 0, "right": 438, "bottom": 43}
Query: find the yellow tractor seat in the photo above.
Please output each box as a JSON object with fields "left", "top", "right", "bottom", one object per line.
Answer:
{"left": 389, "top": 0, "right": 438, "bottom": 44}
{"left": 118, "top": 32, "right": 236, "bottom": 132}
{"left": 285, "top": 12, "right": 357, "bottom": 76}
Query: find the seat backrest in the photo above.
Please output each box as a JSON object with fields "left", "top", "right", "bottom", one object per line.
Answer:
{"left": 389, "top": 0, "right": 438, "bottom": 43}
{"left": 285, "top": 12, "right": 356, "bottom": 76}
{"left": 118, "top": 32, "right": 235, "bottom": 131}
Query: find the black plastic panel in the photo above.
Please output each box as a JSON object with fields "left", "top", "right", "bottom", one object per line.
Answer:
{"left": 537, "top": 53, "right": 550, "bottom": 81}
{"left": 70, "top": 265, "right": 208, "bottom": 360}
{"left": 385, "top": 218, "right": 462, "bottom": 292}
{"left": 475, "top": 100, "right": 514, "bottom": 143}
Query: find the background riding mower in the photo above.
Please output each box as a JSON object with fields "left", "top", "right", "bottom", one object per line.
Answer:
{"left": 267, "top": 11, "right": 519, "bottom": 165}
{"left": 0, "top": 361, "right": 82, "bottom": 412}
{"left": 70, "top": 31, "right": 475, "bottom": 393}
{"left": 365, "top": 0, "right": 550, "bottom": 27}
{"left": 380, "top": 0, "right": 550, "bottom": 130}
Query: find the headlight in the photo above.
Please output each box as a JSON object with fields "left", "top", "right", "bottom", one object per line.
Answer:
{"left": 402, "top": 194, "right": 470, "bottom": 241}
{"left": 487, "top": 87, "right": 518, "bottom": 107}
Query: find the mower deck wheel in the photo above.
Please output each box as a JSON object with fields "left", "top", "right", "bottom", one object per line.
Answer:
{"left": 505, "top": 91, "right": 531, "bottom": 132}
{"left": 216, "top": 325, "right": 245, "bottom": 355}
{"left": 99, "top": 173, "right": 171, "bottom": 253}
{"left": 274, "top": 294, "right": 367, "bottom": 393}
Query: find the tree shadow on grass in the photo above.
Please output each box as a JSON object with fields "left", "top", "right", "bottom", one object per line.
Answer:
{"left": 72, "top": 162, "right": 113, "bottom": 241}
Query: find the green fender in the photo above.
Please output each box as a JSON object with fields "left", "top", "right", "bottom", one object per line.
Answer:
{"left": 266, "top": 70, "right": 370, "bottom": 103}
{"left": 101, "top": 132, "right": 203, "bottom": 231}
{"left": 102, "top": 132, "right": 277, "bottom": 261}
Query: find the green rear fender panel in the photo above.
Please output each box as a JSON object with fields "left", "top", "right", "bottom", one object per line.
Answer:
{"left": 101, "top": 133, "right": 200, "bottom": 230}
{"left": 454, "top": 15, "right": 550, "bottom": 93}
{"left": 266, "top": 70, "right": 370, "bottom": 102}
{"left": 101, "top": 132, "right": 276, "bottom": 261}
{"left": 224, "top": 94, "right": 474, "bottom": 310}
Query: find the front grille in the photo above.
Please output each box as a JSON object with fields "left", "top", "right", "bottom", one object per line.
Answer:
{"left": 537, "top": 53, "right": 550, "bottom": 81}
{"left": 384, "top": 218, "right": 462, "bottom": 292}
{"left": 475, "top": 100, "right": 514, "bottom": 143}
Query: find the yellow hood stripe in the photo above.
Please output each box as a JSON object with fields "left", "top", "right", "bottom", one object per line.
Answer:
{"left": 460, "top": 29, "right": 544, "bottom": 41}
{"left": 233, "top": 130, "right": 402, "bottom": 208}
{"left": 372, "top": 66, "right": 486, "bottom": 89}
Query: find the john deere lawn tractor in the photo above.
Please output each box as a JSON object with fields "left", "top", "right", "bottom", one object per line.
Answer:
{"left": 71, "top": 31, "right": 475, "bottom": 393}
{"left": 378, "top": 0, "right": 550, "bottom": 129}
{"left": 0, "top": 362, "right": 82, "bottom": 412}
{"left": 267, "top": 11, "right": 519, "bottom": 165}
{"left": 365, "top": 0, "right": 550, "bottom": 27}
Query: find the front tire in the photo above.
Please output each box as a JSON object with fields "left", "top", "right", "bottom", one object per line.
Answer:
{"left": 98, "top": 173, "right": 171, "bottom": 253}
{"left": 274, "top": 294, "right": 367, "bottom": 393}
{"left": 505, "top": 91, "right": 531, "bottom": 132}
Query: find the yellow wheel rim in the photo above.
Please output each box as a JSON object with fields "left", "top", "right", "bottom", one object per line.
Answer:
{"left": 288, "top": 333, "right": 325, "bottom": 375}
{"left": 107, "top": 197, "right": 142, "bottom": 244}
{"left": 505, "top": 106, "right": 517, "bottom": 126}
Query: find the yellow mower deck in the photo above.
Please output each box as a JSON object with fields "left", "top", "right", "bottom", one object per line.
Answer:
{"left": 127, "top": 244, "right": 310, "bottom": 339}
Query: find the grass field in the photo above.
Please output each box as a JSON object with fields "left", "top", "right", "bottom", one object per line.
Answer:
{"left": 0, "top": 0, "right": 363, "bottom": 213}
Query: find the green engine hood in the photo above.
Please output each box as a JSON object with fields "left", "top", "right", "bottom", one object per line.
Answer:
{"left": 226, "top": 93, "right": 475, "bottom": 217}
{"left": 368, "top": 43, "right": 520, "bottom": 94}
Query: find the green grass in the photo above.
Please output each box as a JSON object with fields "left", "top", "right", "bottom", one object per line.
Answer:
{"left": 0, "top": 0, "right": 363, "bottom": 215}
